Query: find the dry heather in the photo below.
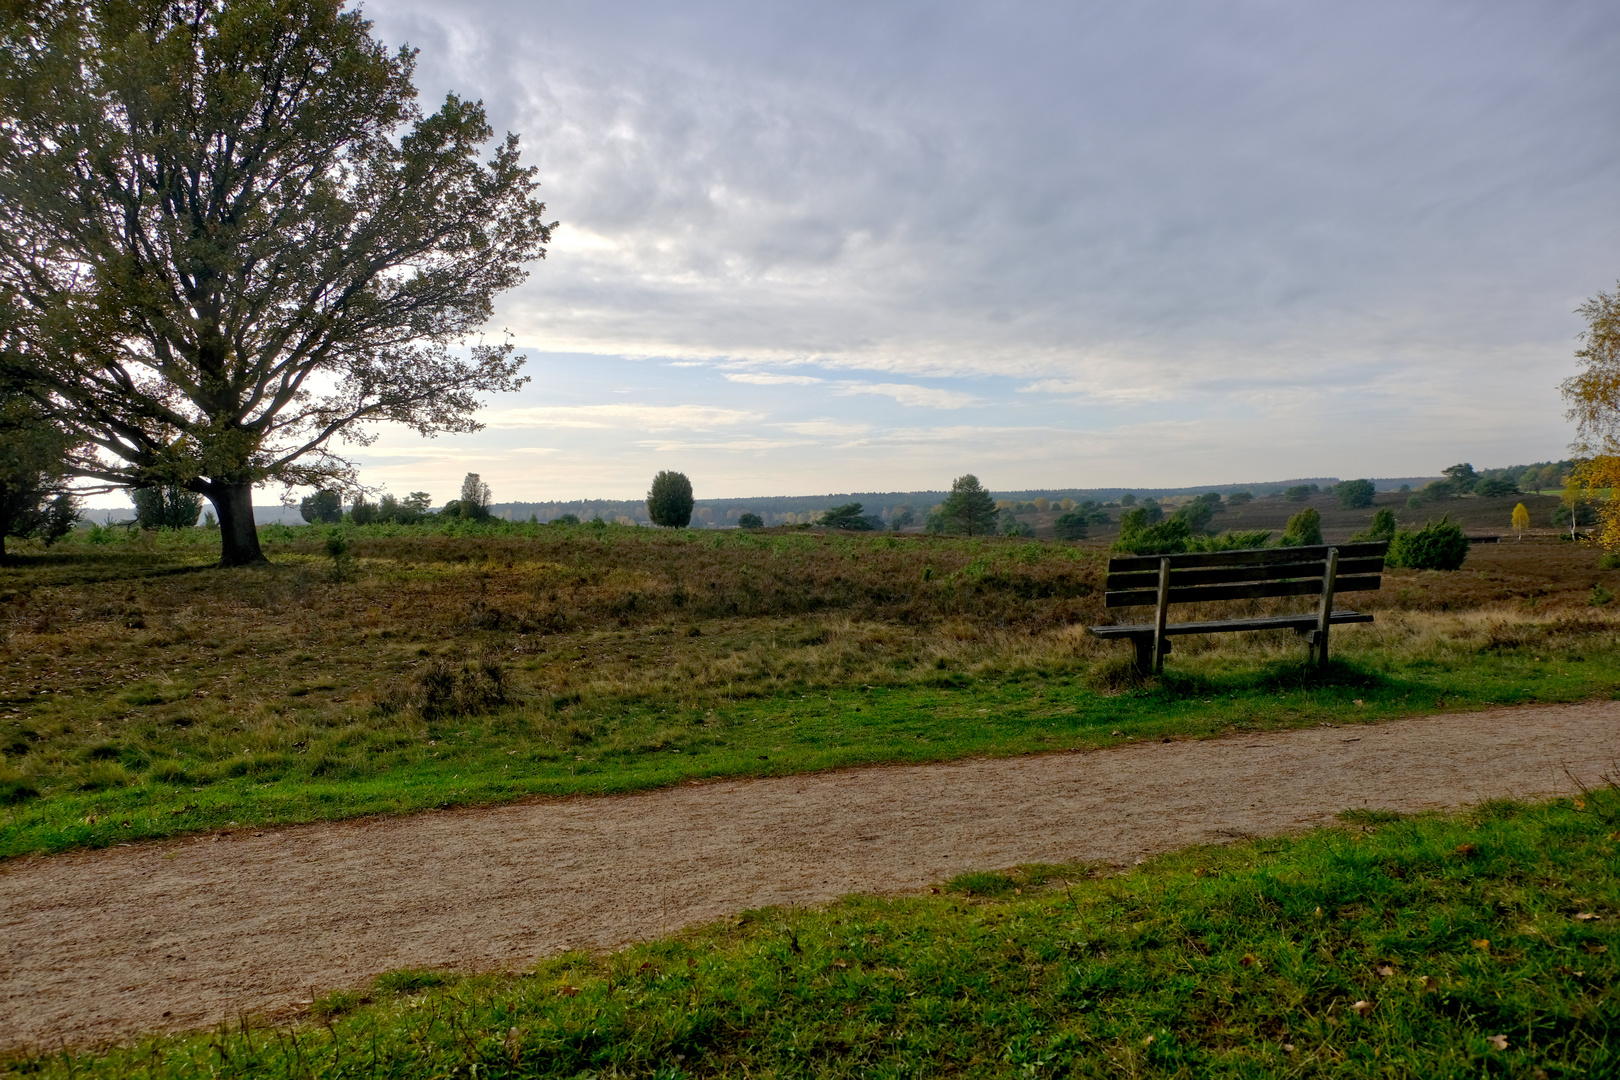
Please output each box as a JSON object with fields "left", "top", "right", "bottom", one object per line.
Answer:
{"left": 2, "top": 524, "right": 1618, "bottom": 806}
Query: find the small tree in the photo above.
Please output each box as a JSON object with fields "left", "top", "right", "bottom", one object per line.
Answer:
{"left": 1280, "top": 507, "right": 1323, "bottom": 547}
{"left": 818, "top": 503, "right": 875, "bottom": 530}
{"left": 1336, "top": 479, "right": 1376, "bottom": 509}
{"left": 1351, "top": 508, "right": 1397, "bottom": 542}
{"left": 1512, "top": 502, "right": 1530, "bottom": 539}
{"left": 300, "top": 490, "right": 342, "bottom": 524}
{"left": 1442, "top": 463, "right": 1479, "bottom": 493}
{"left": 1053, "top": 512, "right": 1088, "bottom": 541}
{"left": 349, "top": 495, "right": 379, "bottom": 525}
{"left": 647, "top": 471, "right": 694, "bottom": 528}
{"left": 1283, "top": 485, "right": 1313, "bottom": 502}
{"left": 133, "top": 485, "right": 205, "bottom": 529}
{"left": 1118, "top": 493, "right": 1137, "bottom": 507}
{"left": 888, "top": 506, "right": 915, "bottom": 531}
{"left": 0, "top": 397, "right": 79, "bottom": 558}
{"left": 939, "top": 474, "right": 998, "bottom": 536}
{"left": 737, "top": 512, "right": 764, "bottom": 530}
{"left": 1226, "top": 491, "right": 1253, "bottom": 506}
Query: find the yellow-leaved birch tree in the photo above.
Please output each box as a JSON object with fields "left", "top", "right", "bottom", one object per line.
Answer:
{"left": 1560, "top": 283, "right": 1620, "bottom": 549}
{"left": 1512, "top": 502, "right": 1529, "bottom": 539}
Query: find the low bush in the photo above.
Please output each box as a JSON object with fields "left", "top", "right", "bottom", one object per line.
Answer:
{"left": 1387, "top": 517, "right": 1470, "bottom": 571}
{"left": 1350, "top": 507, "right": 1397, "bottom": 542}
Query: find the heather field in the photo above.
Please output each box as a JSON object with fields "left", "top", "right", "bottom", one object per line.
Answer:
{"left": 3, "top": 513, "right": 1618, "bottom": 858}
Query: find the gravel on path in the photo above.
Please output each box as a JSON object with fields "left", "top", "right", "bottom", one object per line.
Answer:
{"left": 3, "top": 700, "right": 1618, "bottom": 1050}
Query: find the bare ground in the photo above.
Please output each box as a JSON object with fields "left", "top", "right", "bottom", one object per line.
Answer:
{"left": 3, "top": 701, "right": 1619, "bottom": 1051}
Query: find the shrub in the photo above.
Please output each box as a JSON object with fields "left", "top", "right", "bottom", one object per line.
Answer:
{"left": 1111, "top": 515, "right": 1191, "bottom": 555}
{"left": 1279, "top": 507, "right": 1322, "bottom": 546}
{"left": 1474, "top": 477, "right": 1518, "bottom": 497}
{"left": 1188, "top": 529, "right": 1272, "bottom": 551}
{"left": 550, "top": 513, "right": 581, "bottom": 526}
{"left": 1225, "top": 490, "right": 1253, "bottom": 506}
{"left": 737, "top": 512, "right": 764, "bottom": 529}
{"left": 1387, "top": 517, "right": 1470, "bottom": 571}
{"left": 1283, "top": 485, "right": 1313, "bottom": 502}
{"left": 1552, "top": 503, "right": 1598, "bottom": 528}
{"left": 1169, "top": 499, "right": 1215, "bottom": 535}
{"left": 647, "top": 470, "right": 695, "bottom": 528}
{"left": 1336, "top": 478, "right": 1376, "bottom": 509}
{"left": 1350, "top": 508, "right": 1397, "bottom": 542}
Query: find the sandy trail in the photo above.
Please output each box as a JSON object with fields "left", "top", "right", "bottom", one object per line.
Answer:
{"left": 3, "top": 701, "right": 1618, "bottom": 1050}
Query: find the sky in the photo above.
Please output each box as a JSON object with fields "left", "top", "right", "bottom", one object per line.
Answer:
{"left": 239, "top": 2, "right": 1620, "bottom": 503}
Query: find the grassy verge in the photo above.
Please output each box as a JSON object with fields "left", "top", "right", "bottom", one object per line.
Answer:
{"left": 4, "top": 653, "right": 1618, "bottom": 859}
{"left": 15, "top": 789, "right": 1618, "bottom": 1077}
{"left": 5, "top": 525, "right": 1620, "bottom": 857}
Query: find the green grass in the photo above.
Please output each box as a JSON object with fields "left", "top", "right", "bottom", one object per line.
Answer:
{"left": 16, "top": 789, "right": 1618, "bottom": 1077}
{"left": 6, "top": 655, "right": 1619, "bottom": 859}
{"left": 5, "top": 524, "right": 1620, "bottom": 858}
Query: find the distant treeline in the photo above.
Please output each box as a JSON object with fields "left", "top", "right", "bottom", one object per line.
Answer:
{"left": 81, "top": 462, "right": 1574, "bottom": 530}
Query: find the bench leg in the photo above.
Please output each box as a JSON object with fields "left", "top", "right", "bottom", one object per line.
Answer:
{"left": 1130, "top": 636, "right": 1169, "bottom": 677}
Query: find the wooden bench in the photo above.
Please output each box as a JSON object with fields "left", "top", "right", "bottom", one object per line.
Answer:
{"left": 1088, "top": 541, "right": 1390, "bottom": 674}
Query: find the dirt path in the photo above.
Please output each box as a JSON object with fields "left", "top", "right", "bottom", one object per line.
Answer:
{"left": 4, "top": 702, "right": 1619, "bottom": 1050}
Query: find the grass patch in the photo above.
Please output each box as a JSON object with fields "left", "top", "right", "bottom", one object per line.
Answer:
{"left": 17, "top": 788, "right": 1619, "bottom": 1076}
{"left": 5, "top": 524, "right": 1620, "bottom": 857}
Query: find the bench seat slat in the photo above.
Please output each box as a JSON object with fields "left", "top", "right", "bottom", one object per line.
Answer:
{"left": 1087, "top": 610, "right": 1374, "bottom": 639}
{"left": 1105, "top": 555, "right": 1385, "bottom": 591}
{"left": 1105, "top": 541, "right": 1389, "bottom": 574}
{"left": 1104, "top": 574, "right": 1382, "bottom": 608}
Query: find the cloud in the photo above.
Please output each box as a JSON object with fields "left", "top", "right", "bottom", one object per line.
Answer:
{"left": 724, "top": 372, "right": 824, "bottom": 386}
{"left": 832, "top": 382, "right": 978, "bottom": 409}
{"left": 481, "top": 404, "right": 762, "bottom": 431}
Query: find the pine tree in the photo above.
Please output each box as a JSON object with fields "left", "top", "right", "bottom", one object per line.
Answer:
{"left": 940, "top": 475, "right": 997, "bottom": 536}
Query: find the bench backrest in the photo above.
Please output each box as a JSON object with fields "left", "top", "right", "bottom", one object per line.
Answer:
{"left": 1103, "top": 541, "right": 1390, "bottom": 609}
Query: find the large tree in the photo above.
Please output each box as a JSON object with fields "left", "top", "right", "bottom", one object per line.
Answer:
{"left": 0, "top": 0, "right": 553, "bottom": 564}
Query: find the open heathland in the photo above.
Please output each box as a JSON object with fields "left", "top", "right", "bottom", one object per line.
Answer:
{"left": 10, "top": 785, "right": 1618, "bottom": 1077}
{"left": 3, "top": 519, "right": 1620, "bottom": 856}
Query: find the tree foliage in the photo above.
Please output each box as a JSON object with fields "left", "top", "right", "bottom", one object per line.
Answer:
{"left": 1512, "top": 502, "right": 1530, "bottom": 538}
{"left": 736, "top": 512, "right": 763, "bottom": 530}
{"left": 647, "top": 471, "right": 694, "bottom": 528}
{"left": 939, "top": 475, "right": 997, "bottom": 536}
{"left": 1350, "top": 508, "right": 1397, "bottom": 543}
{"left": 0, "top": 0, "right": 553, "bottom": 564}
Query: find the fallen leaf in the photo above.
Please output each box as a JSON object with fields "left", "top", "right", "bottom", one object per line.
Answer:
{"left": 1472, "top": 938, "right": 1491, "bottom": 952}
{"left": 1376, "top": 965, "right": 1395, "bottom": 978}
{"left": 1353, "top": 699, "right": 1364, "bottom": 707}
{"left": 504, "top": 1027, "right": 522, "bottom": 1064}
{"left": 1111, "top": 730, "right": 1123, "bottom": 736}
{"left": 1607, "top": 831, "right": 1620, "bottom": 841}
{"left": 1350, "top": 1000, "right": 1374, "bottom": 1018}
{"left": 832, "top": 959, "right": 848, "bottom": 970}
{"left": 1486, "top": 1034, "right": 1509, "bottom": 1051}
{"left": 1454, "top": 843, "right": 1477, "bottom": 856}
{"left": 1573, "top": 798, "right": 1586, "bottom": 810}
{"left": 1574, "top": 912, "right": 1600, "bottom": 921}
{"left": 1240, "top": 954, "right": 1257, "bottom": 967}
{"left": 1282, "top": 1043, "right": 1296, "bottom": 1053}
{"left": 1583, "top": 944, "right": 1608, "bottom": 955}
{"left": 558, "top": 985, "right": 580, "bottom": 997}
{"left": 1142, "top": 1035, "right": 1155, "bottom": 1046}
{"left": 1417, "top": 975, "right": 1439, "bottom": 993}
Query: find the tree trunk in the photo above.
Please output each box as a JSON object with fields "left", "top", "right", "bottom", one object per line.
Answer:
{"left": 206, "top": 481, "right": 266, "bottom": 566}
